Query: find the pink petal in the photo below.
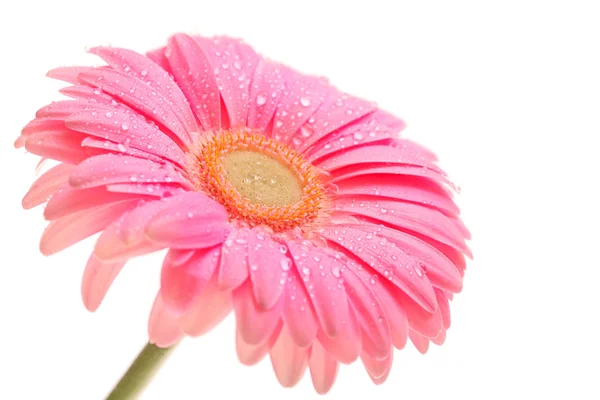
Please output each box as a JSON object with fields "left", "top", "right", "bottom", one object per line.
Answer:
{"left": 36, "top": 100, "right": 112, "bottom": 120}
{"left": 269, "top": 325, "right": 309, "bottom": 387}
{"left": 285, "top": 241, "right": 350, "bottom": 338}
{"left": 409, "top": 331, "right": 430, "bottom": 354}
{"left": 247, "top": 60, "right": 285, "bottom": 131}
{"left": 331, "top": 163, "right": 452, "bottom": 187}
{"left": 431, "top": 329, "right": 446, "bottom": 346}
{"left": 81, "top": 253, "right": 127, "bottom": 312}
{"left": 40, "top": 200, "right": 136, "bottom": 256}
{"left": 88, "top": 46, "right": 198, "bottom": 138}
{"left": 361, "top": 351, "right": 393, "bottom": 385}
{"left": 22, "top": 163, "right": 74, "bottom": 209}
{"left": 316, "top": 141, "right": 439, "bottom": 172}
{"left": 106, "top": 183, "right": 185, "bottom": 198}
{"left": 69, "top": 154, "right": 189, "bottom": 190}
{"left": 306, "top": 110, "right": 404, "bottom": 161}
{"left": 341, "top": 267, "right": 392, "bottom": 360}
{"left": 179, "top": 279, "right": 232, "bottom": 336}
{"left": 393, "top": 287, "right": 443, "bottom": 338}
{"left": 148, "top": 292, "right": 184, "bottom": 348}
{"left": 46, "top": 66, "right": 96, "bottom": 84}
{"left": 218, "top": 229, "right": 250, "bottom": 291}
{"left": 321, "top": 226, "right": 437, "bottom": 312}
{"left": 292, "top": 90, "right": 376, "bottom": 154}
{"left": 350, "top": 223, "right": 463, "bottom": 293}
{"left": 80, "top": 136, "right": 171, "bottom": 165}
{"left": 336, "top": 174, "right": 459, "bottom": 217}
{"left": 282, "top": 268, "right": 319, "bottom": 348}
{"left": 309, "top": 340, "right": 339, "bottom": 394}
{"left": 58, "top": 85, "right": 123, "bottom": 107}
{"left": 317, "top": 305, "right": 361, "bottom": 364}
{"left": 233, "top": 281, "right": 282, "bottom": 345}
{"left": 77, "top": 68, "right": 192, "bottom": 146}
{"left": 436, "top": 289, "right": 451, "bottom": 330}
{"left": 194, "top": 36, "right": 260, "bottom": 128}
{"left": 24, "top": 130, "right": 101, "bottom": 164}
{"left": 161, "top": 247, "right": 220, "bottom": 313}
{"left": 271, "top": 68, "right": 327, "bottom": 145}
{"left": 247, "top": 230, "right": 289, "bottom": 310}
{"left": 144, "top": 192, "right": 230, "bottom": 249}
{"left": 367, "top": 280, "right": 409, "bottom": 350}
{"left": 66, "top": 110, "right": 187, "bottom": 167}
{"left": 333, "top": 197, "right": 471, "bottom": 257}
{"left": 146, "top": 47, "right": 172, "bottom": 74}
{"left": 166, "top": 34, "right": 221, "bottom": 131}
{"left": 44, "top": 185, "right": 148, "bottom": 220}
{"left": 236, "top": 323, "right": 281, "bottom": 366}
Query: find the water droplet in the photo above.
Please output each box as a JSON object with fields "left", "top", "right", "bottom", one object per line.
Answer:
{"left": 105, "top": 112, "right": 113, "bottom": 118}
{"left": 300, "top": 97, "right": 311, "bottom": 107}
{"left": 140, "top": 69, "right": 148, "bottom": 77}
{"left": 129, "top": 176, "right": 137, "bottom": 182}
{"left": 332, "top": 267, "right": 342, "bottom": 278}
{"left": 233, "top": 61, "right": 242, "bottom": 70}
{"left": 280, "top": 259, "right": 291, "bottom": 271}
{"left": 235, "top": 238, "right": 247, "bottom": 244}
{"left": 353, "top": 132, "right": 363, "bottom": 140}
{"left": 117, "top": 143, "right": 127, "bottom": 152}
{"left": 121, "top": 123, "right": 129, "bottom": 131}
{"left": 302, "top": 267, "right": 311, "bottom": 276}
{"left": 256, "top": 94, "right": 266, "bottom": 106}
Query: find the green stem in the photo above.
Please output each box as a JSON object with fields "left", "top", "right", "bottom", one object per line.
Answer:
{"left": 106, "top": 342, "right": 178, "bottom": 400}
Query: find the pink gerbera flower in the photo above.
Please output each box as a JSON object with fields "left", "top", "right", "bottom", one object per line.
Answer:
{"left": 17, "top": 33, "right": 470, "bottom": 394}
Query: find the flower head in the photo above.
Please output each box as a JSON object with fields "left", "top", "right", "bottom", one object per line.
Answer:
{"left": 17, "top": 33, "right": 471, "bottom": 393}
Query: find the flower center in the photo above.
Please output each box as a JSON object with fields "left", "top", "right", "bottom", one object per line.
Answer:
{"left": 188, "top": 130, "right": 327, "bottom": 232}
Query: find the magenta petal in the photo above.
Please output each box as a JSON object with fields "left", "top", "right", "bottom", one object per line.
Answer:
{"left": 247, "top": 230, "right": 289, "bottom": 310}
{"left": 148, "top": 292, "right": 184, "bottom": 347}
{"left": 269, "top": 325, "right": 309, "bottom": 387}
{"left": 22, "top": 163, "right": 74, "bottom": 209}
{"left": 309, "top": 341, "right": 339, "bottom": 394}
{"left": 218, "top": 229, "right": 250, "bottom": 291}
{"left": 81, "top": 253, "right": 127, "bottom": 312}
{"left": 194, "top": 36, "right": 260, "bottom": 128}
{"left": 233, "top": 281, "right": 282, "bottom": 345}
{"left": 161, "top": 247, "right": 220, "bottom": 313}
{"left": 166, "top": 34, "right": 221, "bottom": 131}
{"left": 144, "top": 192, "right": 230, "bottom": 249}
{"left": 247, "top": 60, "right": 285, "bottom": 131}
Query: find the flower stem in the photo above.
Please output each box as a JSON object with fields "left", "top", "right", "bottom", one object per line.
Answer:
{"left": 105, "top": 342, "right": 178, "bottom": 400}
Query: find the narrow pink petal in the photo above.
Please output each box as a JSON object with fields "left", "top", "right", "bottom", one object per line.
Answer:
{"left": 89, "top": 46, "right": 198, "bottom": 138}
{"left": 282, "top": 268, "right": 319, "bottom": 348}
{"left": 331, "top": 163, "right": 452, "bottom": 188}
{"left": 342, "top": 267, "right": 392, "bottom": 360}
{"left": 247, "top": 230, "right": 289, "bottom": 310}
{"left": 361, "top": 351, "right": 393, "bottom": 385}
{"left": 22, "top": 163, "right": 74, "bottom": 209}
{"left": 436, "top": 289, "right": 451, "bottom": 330}
{"left": 106, "top": 183, "right": 186, "bottom": 198}
{"left": 80, "top": 136, "right": 170, "bottom": 166}
{"left": 144, "top": 192, "right": 230, "bottom": 249}
{"left": 409, "top": 331, "right": 430, "bottom": 354}
{"left": 431, "top": 329, "right": 446, "bottom": 346}
{"left": 285, "top": 241, "right": 350, "bottom": 338}
{"left": 348, "top": 223, "right": 463, "bottom": 293}
{"left": 269, "top": 325, "right": 309, "bottom": 387}
{"left": 368, "top": 281, "right": 409, "bottom": 350}
{"left": 24, "top": 131, "right": 101, "bottom": 164}
{"left": 233, "top": 281, "right": 282, "bottom": 345}
{"left": 146, "top": 47, "right": 172, "bottom": 74}
{"left": 236, "top": 323, "right": 281, "bottom": 366}
{"left": 292, "top": 90, "right": 376, "bottom": 153}
{"left": 46, "top": 66, "right": 96, "bottom": 84}
{"left": 336, "top": 175, "right": 459, "bottom": 217}
{"left": 194, "top": 36, "right": 260, "bottom": 128}
{"left": 148, "top": 292, "right": 184, "bottom": 348}
{"left": 44, "top": 185, "right": 148, "bottom": 220}
{"left": 40, "top": 200, "right": 136, "bottom": 256}
{"left": 59, "top": 85, "right": 123, "bottom": 107}
{"left": 36, "top": 100, "right": 112, "bottom": 120}
{"left": 218, "top": 229, "right": 250, "bottom": 291}
{"left": 247, "top": 60, "right": 285, "bottom": 131}
{"left": 161, "top": 247, "right": 220, "bottom": 313}
{"left": 309, "top": 341, "right": 339, "bottom": 394}
{"left": 94, "top": 199, "right": 168, "bottom": 260}
{"left": 78, "top": 68, "right": 192, "bottom": 146}
{"left": 81, "top": 252, "right": 127, "bottom": 312}
{"left": 321, "top": 226, "right": 437, "bottom": 312}
{"left": 271, "top": 68, "right": 327, "bottom": 145}
{"left": 69, "top": 154, "right": 189, "bottom": 190}
{"left": 166, "top": 34, "right": 220, "bottom": 131}
{"left": 317, "top": 305, "right": 361, "bottom": 364}
{"left": 333, "top": 197, "right": 472, "bottom": 257}
{"left": 306, "top": 109, "right": 404, "bottom": 161}
{"left": 180, "top": 279, "right": 232, "bottom": 336}
{"left": 22, "top": 117, "right": 69, "bottom": 137}
{"left": 316, "top": 141, "right": 439, "bottom": 172}
{"left": 66, "top": 110, "right": 187, "bottom": 167}
{"left": 393, "top": 287, "right": 443, "bottom": 338}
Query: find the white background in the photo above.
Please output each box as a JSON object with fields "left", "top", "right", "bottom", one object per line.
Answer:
{"left": 1, "top": 0, "right": 599, "bottom": 399}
